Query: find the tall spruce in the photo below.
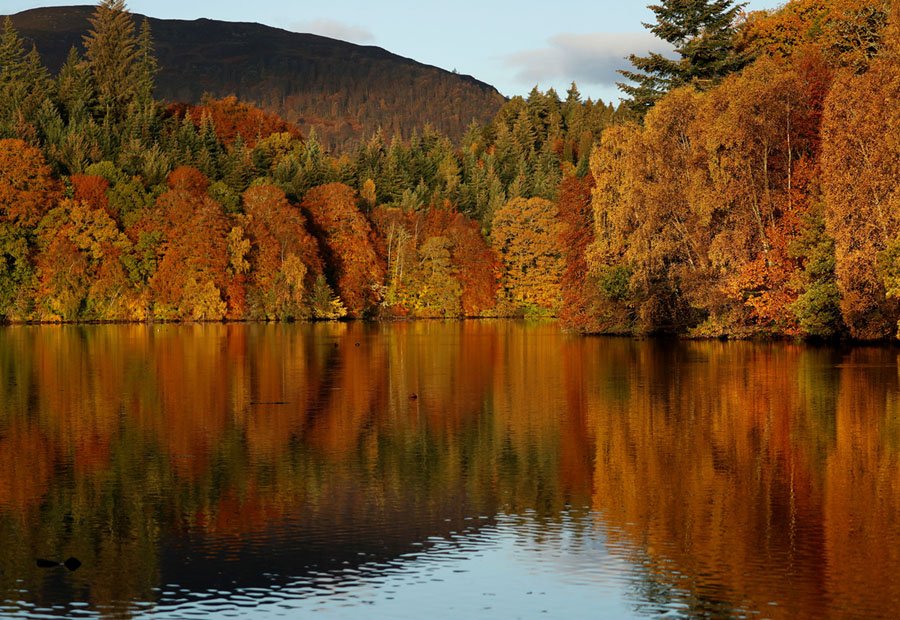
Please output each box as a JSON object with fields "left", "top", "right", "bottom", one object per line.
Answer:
{"left": 135, "top": 18, "right": 158, "bottom": 103}
{"left": 618, "top": 0, "right": 747, "bottom": 117}
{"left": 56, "top": 47, "right": 94, "bottom": 123}
{"left": 83, "top": 0, "right": 143, "bottom": 121}
{"left": 0, "top": 17, "right": 52, "bottom": 138}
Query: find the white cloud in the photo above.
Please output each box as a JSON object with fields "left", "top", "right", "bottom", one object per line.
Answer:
{"left": 504, "top": 32, "right": 673, "bottom": 89}
{"left": 290, "top": 18, "right": 375, "bottom": 44}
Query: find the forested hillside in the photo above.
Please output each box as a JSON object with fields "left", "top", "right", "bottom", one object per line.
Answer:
{"left": 7, "top": 5, "right": 506, "bottom": 150}
{"left": 0, "top": 0, "right": 897, "bottom": 340}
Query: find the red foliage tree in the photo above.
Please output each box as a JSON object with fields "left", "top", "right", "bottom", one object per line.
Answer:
{"left": 167, "top": 165, "right": 210, "bottom": 194}
{"left": 301, "top": 183, "right": 384, "bottom": 317}
{"left": 148, "top": 167, "right": 236, "bottom": 320}
{"left": 242, "top": 184, "right": 324, "bottom": 318}
{"left": 71, "top": 174, "right": 111, "bottom": 216}
{"left": 174, "top": 96, "right": 302, "bottom": 147}
{"left": 557, "top": 173, "right": 596, "bottom": 329}
{"left": 423, "top": 207, "right": 499, "bottom": 316}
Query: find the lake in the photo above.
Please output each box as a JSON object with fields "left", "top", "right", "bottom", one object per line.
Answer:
{"left": 1, "top": 321, "right": 899, "bottom": 619}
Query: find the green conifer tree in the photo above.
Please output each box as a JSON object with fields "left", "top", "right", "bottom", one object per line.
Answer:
{"left": 0, "top": 17, "right": 52, "bottom": 138}
{"left": 83, "top": 0, "right": 142, "bottom": 122}
{"left": 56, "top": 47, "right": 95, "bottom": 123}
{"left": 135, "top": 18, "right": 158, "bottom": 104}
{"left": 618, "top": 0, "right": 747, "bottom": 117}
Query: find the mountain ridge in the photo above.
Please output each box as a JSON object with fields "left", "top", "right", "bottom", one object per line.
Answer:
{"left": 8, "top": 5, "right": 507, "bottom": 150}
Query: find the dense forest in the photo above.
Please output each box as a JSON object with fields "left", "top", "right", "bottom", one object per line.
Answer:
{"left": 8, "top": 5, "right": 507, "bottom": 151}
{"left": 0, "top": 0, "right": 897, "bottom": 339}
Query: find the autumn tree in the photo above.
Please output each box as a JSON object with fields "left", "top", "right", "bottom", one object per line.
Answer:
{"left": 491, "top": 197, "right": 565, "bottom": 315}
{"left": 301, "top": 183, "right": 385, "bottom": 318}
{"left": 442, "top": 211, "right": 499, "bottom": 316}
{"left": 822, "top": 13, "right": 900, "bottom": 339}
{"left": 0, "top": 141, "right": 51, "bottom": 320}
{"left": 557, "top": 172, "right": 597, "bottom": 330}
{"left": 186, "top": 96, "right": 302, "bottom": 148}
{"left": 594, "top": 88, "right": 708, "bottom": 334}
{"left": 689, "top": 54, "right": 830, "bottom": 335}
{"left": 372, "top": 206, "right": 494, "bottom": 318}
{"left": 0, "top": 223, "right": 34, "bottom": 320}
{"left": 586, "top": 124, "right": 642, "bottom": 333}
{"left": 144, "top": 167, "right": 235, "bottom": 320}
{"left": 0, "top": 139, "right": 59, "bottom": 227}
{"left": 34, "top": 197, "right": 132, "bottom": 320}
{"left": 588, "top": 43, "right": 833, "bottom": 336}
{"left": 241, "top": 184, "right": 323, "bottom": 319}
{"left": 372, "top": 206, "right": 417, "bottom": 315}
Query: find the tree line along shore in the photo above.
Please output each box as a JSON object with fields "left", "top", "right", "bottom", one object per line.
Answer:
{"left": 0, "top": 0, "right": 897, "bottom": 339}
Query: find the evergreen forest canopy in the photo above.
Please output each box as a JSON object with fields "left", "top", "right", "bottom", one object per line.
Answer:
{"left": 0, "top": 0, "right": 897, "bottom": 340}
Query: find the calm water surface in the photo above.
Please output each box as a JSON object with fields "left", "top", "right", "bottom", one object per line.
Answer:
{"left": 1, "top": 321, "right": 899, "bottom": 619}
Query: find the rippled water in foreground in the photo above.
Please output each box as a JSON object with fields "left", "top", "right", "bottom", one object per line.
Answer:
{"left": 1, "top": 321, "right": 900, "bottom": 618}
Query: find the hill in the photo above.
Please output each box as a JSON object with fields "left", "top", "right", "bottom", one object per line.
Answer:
{"left": 8, "top": 5, "right": 507, "bottom": 151}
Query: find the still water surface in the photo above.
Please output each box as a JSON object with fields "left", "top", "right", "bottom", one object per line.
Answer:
{"left": 1, "top": 321, "right": 899, "bottom": 618}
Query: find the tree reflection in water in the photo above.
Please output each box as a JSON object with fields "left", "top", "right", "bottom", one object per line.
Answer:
{"left": 0, "top": 323, "right": 898, "bottom": 618}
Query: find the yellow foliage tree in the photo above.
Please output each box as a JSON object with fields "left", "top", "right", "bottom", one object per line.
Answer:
{"left": 491, "top": 197, "right": 565, "bottom": 315}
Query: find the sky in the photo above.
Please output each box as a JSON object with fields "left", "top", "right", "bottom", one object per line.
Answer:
{"left": 4, "top": 0, "right": 783, "bottom": 103}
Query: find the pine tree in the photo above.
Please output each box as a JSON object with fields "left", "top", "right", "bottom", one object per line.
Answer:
{"left": 619, "top": 0, "right": 747, "bottom": 117}
{"left": 56, "top": 47, "right": 94, "bottom": 123}
{"left": 135, "top": 18, "right": 158, "bottom": 104}
{"left": 0, "top": 18, "right": 26, "bottom": 84}
{"left": 83, "top": 0, "right": 142, "bottom": 121}
{"left": 0, "top": 17, "right": 52, "bottom": 138}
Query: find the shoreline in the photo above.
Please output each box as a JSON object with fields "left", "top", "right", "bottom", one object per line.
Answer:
{"left": 2, "top": 317, "right": 898, "bottom": 346}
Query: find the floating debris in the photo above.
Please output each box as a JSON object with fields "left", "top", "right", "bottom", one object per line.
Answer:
{"left": 63, "top": 557, "right": 82, "bottom": 572}
{"left": 36, "top": 557, "right": 82, "bottom": 571}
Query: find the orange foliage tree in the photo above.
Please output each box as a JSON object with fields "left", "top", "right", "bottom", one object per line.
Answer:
{"left": 301, "top": 183, "right": 385, "bottom": 318}
{"left": 144, "top": 167, "right": 238, "bottom": 320}
{"left": 0, "top": 139, "right": 58, "bottom": 227}
{"left": 822, "top": 13, "right": 900, "bottom": 339}
{"left": 692, "top": 53, "right": 831, "bottom": 335}
{"left": 372, "top": 206, "right": 496, "bottom": 317}
{"left": 35, "top": 197, "right": 132, "bottom": 321}
{"left": 181, "top": 96, "right": 302, "bottom": 148}
{"left": 241, "top": 184, "right": 324, "bottom": 319}
{"left": 590, "top": 88, "right": 710, "bottom": 334}
{"left": 587, "top": 48, "right": 834, "bottom": 336}
{"left": 439, "top": 210, "right": 499, "bottom": 316}
{"left": 71, "top": 174, "right": 112, "bottom": 216}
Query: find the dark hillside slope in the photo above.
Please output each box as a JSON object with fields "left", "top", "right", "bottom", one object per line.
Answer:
{"left": 9, "top": 6, "right": 507, "bottom": 150}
